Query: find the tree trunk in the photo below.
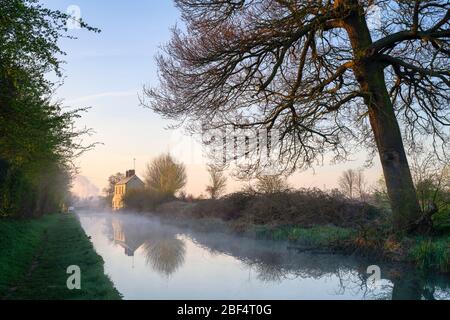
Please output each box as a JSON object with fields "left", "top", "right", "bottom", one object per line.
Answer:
{"left": 341, "top": 0, "right": 421, "bottom": 232}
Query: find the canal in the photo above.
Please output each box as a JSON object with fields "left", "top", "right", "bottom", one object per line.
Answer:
{"left": 78, "top": 212, "right": 450, "bottom": 300}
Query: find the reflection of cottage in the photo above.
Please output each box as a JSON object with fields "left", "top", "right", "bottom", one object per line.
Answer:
{"left": 111, "top": 219, "right": 143, "bottom": 256}
{"left": 111, "top": 217, "right": 153, "bottom": 257}
{"left": 110, "top": 216, "right": 186, "bottom": 275}
{"left": 112, "top": 169, "right": 144, "bottom": 210}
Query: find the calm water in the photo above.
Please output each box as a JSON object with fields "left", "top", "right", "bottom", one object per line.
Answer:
{"left": 77, "top": 212, "right": 450, "bottom": 300}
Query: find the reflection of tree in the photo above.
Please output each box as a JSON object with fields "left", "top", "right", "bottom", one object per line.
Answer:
{"left": 252, "top": 252, "right": 286, "bottom": 283}
{"left": 391, "top": 272, "right": 424, "bottom": 300}
{"left": 141, "top": 237, "right": 186, "bottom": 277}
{"left": 434, "top": 287, "right": 450, "bottom": 300}
{"left": 390, "top": 271, "right": 450, "bottom": 300}
{"left": 187, "top": 229, "right": 450, "bottom": 300}
{"left": 103, "top": 214, "right": 187, "bottom": 276}
{"left": 330, "top": 267, "right": 394, "bottom": 300}
{"left": 97, "top": 213, "right": 449, "bottom": 299}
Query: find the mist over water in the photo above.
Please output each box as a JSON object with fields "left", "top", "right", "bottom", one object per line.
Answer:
{"left": 77, "top": 211, "right": 450, "bottom": 300}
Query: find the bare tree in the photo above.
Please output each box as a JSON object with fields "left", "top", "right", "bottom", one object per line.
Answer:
{"left": 205, "top": 164, "right": 227, "bottom": 199}
{"left": 339, "top": 169, "right": 367, "bottom": 200}
{"left": 339, "top": 169, "right": 357, "bottom": 199}
{"left": 410, "top": 152, "right": 449, "bottom": 213}
{"left": 356, "top": 169, "right": 368, "bottom": 201}
{"left": 145, "top": 154, "right": 187, "bottom": 197}
{"left": 255, "top": 175, "right": 290, "bottom": 194}
{"left": 144, "top": 0, "right": 450, "bottom": 232}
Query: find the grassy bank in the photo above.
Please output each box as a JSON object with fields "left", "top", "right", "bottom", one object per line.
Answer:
{"left": 247, "top": 224, "right": 449, "bottom": 273}
{"left": 0, "top": 213, "right": 121, "bottom": 300}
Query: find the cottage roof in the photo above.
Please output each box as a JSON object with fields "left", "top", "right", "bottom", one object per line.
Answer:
{"left": 116, "top": 175, "right": 144, "bottom": 186}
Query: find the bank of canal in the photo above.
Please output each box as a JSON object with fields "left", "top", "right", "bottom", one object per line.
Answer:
{"left": 0, "top": 213, "right": 121, "bottom": 300}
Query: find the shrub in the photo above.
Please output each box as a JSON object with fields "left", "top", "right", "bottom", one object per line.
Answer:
{"left": 145, "top": 154, "right": 186, "bottom": 196}
{"left": 433, "top": 204, "right": 450, "bottom": 232}
{"left": 410, "top": 237, "right": 450, "bottom": 273}
{"left": 189, "top": 188, "right": 381, "bottom": 228}
{"left": 123, "top": 189, "right": 174, "bottom": 212}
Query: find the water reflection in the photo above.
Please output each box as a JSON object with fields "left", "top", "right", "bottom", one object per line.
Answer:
{"left": 79, "top": 212, "right": 450, "bottom": 300}
{"left": 109, "top": 216, "right": 186, "bottom": 276}
{"left": 252, "top": 252, "right": 286, "bottom": 283}
{"left": 141, "top": 238, "right": 186, "bottom": 277}
{"left": 109, "top": 217, "right": 149, "bottom": 257}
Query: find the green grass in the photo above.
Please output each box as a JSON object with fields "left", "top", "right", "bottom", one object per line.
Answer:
{"left": 409, "top": 236, "right": 450, "bottom": 273}
{"left": 254, "top": 225, "right": 355, "bottom": 247}
{"left": 0, "top": 215, "right": 54, "bottom": 296}
{"left": 433, "top": 205, "right": 450, "bottom": 232}
{"left": 252, "top": 223, "right": 449, "bottom": 273}
{"left": 0, "top": 213, "right": 121, "bottom": 300}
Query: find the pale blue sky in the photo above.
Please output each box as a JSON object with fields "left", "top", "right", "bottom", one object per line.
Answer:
{"left": 43, "top": 1, "right": 188, "bottom": 193}
{"left": 41, "top": 1, "right": 381, "bottom": 196}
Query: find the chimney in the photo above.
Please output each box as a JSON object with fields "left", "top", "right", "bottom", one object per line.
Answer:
{"left": 126, "top": 170, "right": 135, "bottom": 178}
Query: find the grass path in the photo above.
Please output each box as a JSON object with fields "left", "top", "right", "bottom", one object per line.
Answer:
{"left": 0, "top": 213, "right": 121, "bottom": 300}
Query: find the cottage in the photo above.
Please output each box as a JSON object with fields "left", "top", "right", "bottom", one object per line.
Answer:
{"left": 112, "top": 170, "right": 144, "bottom": 210}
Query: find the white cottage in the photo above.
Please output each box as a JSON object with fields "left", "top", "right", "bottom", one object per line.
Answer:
{"left": 112, "top": 170, "right": 144, "bottom": 210}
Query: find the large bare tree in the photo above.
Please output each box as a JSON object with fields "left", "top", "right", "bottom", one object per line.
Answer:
{"left": 144, "top": 0, "right": 450, "bottom": 232}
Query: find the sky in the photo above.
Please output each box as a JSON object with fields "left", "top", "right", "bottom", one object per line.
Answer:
{"left": 41, "top": 0, "right": 383, "bottom": 198}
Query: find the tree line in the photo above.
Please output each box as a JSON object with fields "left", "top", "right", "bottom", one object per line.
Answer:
{"left": 105, "top": 151, "right": 448, "bottom": 232}
{"left": 0, "top": 0, "right": 97, "bottom": 217}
